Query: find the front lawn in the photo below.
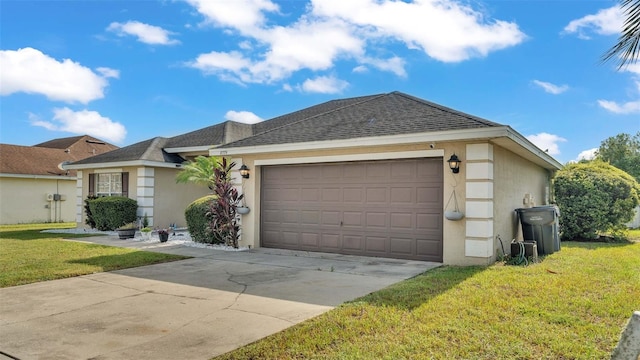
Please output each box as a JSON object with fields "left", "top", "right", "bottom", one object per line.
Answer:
{"left": 0, "top": 224, "right": 190, "bottom": 287}
{"left": 218, "top": 242, "right": 640, "bottom": 359}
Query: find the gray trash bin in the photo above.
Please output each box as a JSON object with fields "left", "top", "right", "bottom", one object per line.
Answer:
{"left": 516, "top": 206, "right": 560, "bottom": 255}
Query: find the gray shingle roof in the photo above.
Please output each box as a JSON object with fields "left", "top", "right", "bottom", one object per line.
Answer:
{"left": 68, "top": 91, "right": 505, "bottom": 165}
{"left": 71, "top": 137, "right": 184, "bottom": 165}
{"left": 220, "top": 91, "right": 503, "bottom": 148}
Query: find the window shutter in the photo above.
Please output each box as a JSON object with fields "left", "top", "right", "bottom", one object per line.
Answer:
{"left": 88, "top": 173, "right": 95, "bottom": 196}
{"left": 121, "top": 172, "right": 129, "bottom": 197}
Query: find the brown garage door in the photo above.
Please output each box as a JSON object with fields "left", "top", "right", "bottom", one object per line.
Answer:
{"left": 261, "top": 158, "right": 443, "bottom": 262}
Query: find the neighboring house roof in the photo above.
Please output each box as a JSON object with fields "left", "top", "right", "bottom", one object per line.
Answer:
{"left": 71, "top": 137, "right": 184, "bottom": 166}
{"left": 0, "top": 135, "right": 118, "bottom": 177}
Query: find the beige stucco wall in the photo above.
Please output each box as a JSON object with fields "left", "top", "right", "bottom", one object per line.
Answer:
{"left": 0, "top": 176, "right": 76, "bottom": 224}
{"left": 76, "top": 166, "right": 209, "bottom": 229}
{"left": 228, "top": 140, "right": 553, "bottom": 266}
{"left": 492, "top": 145, "right": 551, "bottom": 258}
{"left": 153, "top": 167, "right": 210, "bottom": 229}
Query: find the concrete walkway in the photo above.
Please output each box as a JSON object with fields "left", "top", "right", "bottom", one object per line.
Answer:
{"left": 0, "top": 236, "right": 440, "bottom": 360}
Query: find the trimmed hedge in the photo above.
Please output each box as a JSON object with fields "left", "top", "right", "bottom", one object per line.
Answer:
{"left": 88, "top": 196, "right": 138, "bottom": 231}
{"left": 554, "top": 161, "right": 640, "bottom": 240}
{"left": 185, "top": 195, "right": 220, "bottom": 244}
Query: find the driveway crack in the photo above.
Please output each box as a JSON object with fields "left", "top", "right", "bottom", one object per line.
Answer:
{"left": 223, "top": 270, "right": 248, "bottom": 310}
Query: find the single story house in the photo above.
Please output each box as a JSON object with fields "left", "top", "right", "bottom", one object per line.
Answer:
{"left": 67, "top": 92, "right": 562, "bottom": 265}
{"left": 0, "top": 135, "right": 118, "bottom": 224}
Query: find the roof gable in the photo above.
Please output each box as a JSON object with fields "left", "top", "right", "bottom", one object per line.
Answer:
{"left": 220, "top": 91, "right": 502, "bottom": 148}
{"left": 71, "top": 137, "right": 184, "bottom": 166}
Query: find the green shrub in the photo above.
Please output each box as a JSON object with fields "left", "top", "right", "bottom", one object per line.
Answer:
{"left": 185, "top": 195, "right": 220, "bottom": 244}
{"left": 553, "top": 161, "right": 640, "bottom": 240}
{"left": 88, "top": 196, "right": 138, "bottom": 231}
{"left": 84, "top": 195, "right": 98, "bottom": 229}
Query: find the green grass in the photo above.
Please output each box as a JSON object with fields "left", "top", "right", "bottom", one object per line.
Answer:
{"left": 217, "top": 242, "right": 640, "bottom": 360}
{"left": 0, "top": 223, "right": 190, "bottom": 287}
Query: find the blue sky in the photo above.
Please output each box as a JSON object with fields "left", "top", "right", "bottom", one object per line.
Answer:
{"left": 1, "top": 0, "right": 638, "bottom": 164}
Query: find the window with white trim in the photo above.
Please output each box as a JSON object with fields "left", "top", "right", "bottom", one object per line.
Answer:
{"left": 96, "top": 173, "right": 122, "bottom": 196}
{"left": 89, "top": 172, "right": 129, "bottom": 197}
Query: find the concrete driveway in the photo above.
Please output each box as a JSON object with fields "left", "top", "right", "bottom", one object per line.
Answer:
{"left": 0, "top": 236, "right": 440, "bottom": 360}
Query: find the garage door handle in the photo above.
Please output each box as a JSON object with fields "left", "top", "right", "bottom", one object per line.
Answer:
{"left": 340, "top": 221, "right": 343, "bottom": 226}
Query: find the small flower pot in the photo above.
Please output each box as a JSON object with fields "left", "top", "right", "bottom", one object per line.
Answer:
{"left": 117, "top": 229, "right": 136, "bottom": 239}
{"left": 159, "top": 233, "right": 169, "bottom": 242}
{"left": 237, "top": 206, "right": 250, "bottom": 215}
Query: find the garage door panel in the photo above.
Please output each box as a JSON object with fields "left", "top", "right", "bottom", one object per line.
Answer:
{"left": 390, "top": 237, "right": 413, "bottom": 255}
{"left": 366, "top": 187, "right": 387, "bottom": 202}
{"left": 301, "top": 210, "right": 320, "bottom": 225}
{"left": 417, "top": 213, "right": 441, "bottom": 230}
{"left": 343, "top": 188, "right": 364, "bottom": 202}
{"left": 343, "top": 235, "right": 363, "bottom": 251}
{"left": 366, "top": 212, "right": 387, "bottom": 227}
{"left": 343, "top": 211, "right": 363, "bottom": 226}
{"left": 365, "top": 236, "right": 386, "bottom": 252}
{"left": 301, "top": 188, "right": 320, "bottom": 201}
{"left": 322, "top": 188, "right": 341, "bottom": 202}
{"left": 390, "top": 212, "right": 413, "bottom": 229}
{"left": 261, "top": 158, "right": 443, "bottom": 261}
{"left": 417, "top": 187, "right": 441, "bottom": 204}
{"left": 301, "top": 233, "right": 319, "bottom": 247}
{"left": 321, "top": 234, "right": 340, "bottom": 249}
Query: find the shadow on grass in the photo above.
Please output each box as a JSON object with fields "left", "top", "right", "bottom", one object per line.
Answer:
{"left": 561, "top": 240, "right": 635, "bottom": 250}
{"left": 0, "top": 230, "right": 103, "bottom": 241}
{"left": 351, "top": 265, "right": 486, "bottom": 311}
{"left": 67, "top": 252, "right": 189, "bottom": 271}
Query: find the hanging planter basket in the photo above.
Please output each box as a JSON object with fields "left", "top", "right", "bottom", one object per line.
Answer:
{"left": 445, "top": 189, "right": 465, "bottom": 221}
{"left": 237, "top": 206, "right": 250, "bottom": 215}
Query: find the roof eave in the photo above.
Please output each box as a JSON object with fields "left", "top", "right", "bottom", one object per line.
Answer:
{"left": 210, "top": 126, "right": 563, "bottom": 171}
{"left": 65, "top": 160, "right": 184, "bottom": 170}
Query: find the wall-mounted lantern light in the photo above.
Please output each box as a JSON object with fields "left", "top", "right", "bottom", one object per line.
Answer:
{"left": 239, "top": 164, "right": 250, "bottom": 179}
{"left": 447, "top": 154, "right": 462, "bottom": 174}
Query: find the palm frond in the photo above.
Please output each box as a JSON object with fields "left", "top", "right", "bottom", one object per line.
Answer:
{"left": 602, "top": 0, "right": 640, "bottom": 69}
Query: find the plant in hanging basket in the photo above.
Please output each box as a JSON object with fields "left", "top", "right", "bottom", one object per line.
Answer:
{"left": 445, "top": 210, "right": 465, "bottom": 221}
{"left": 445, "top": 189, "right": 465, "bottom": 221}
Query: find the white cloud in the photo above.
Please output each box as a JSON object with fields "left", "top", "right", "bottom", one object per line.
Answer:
{"left": 563, "top": 6, "right": 623, "bottom": 39}
{"left": 225, "top": 110, "right": 264, "bottom": 124}
{"left": 311, "top": 0, "right": 526, "bottom": 62}
{"left": 532, "top": 80, "right": 569, "bottom": 95}
{"left": 0, "top": 47, "right": 116, "bottom": 104}
{"left": 576, "top": 148, "right": 598, "bottom": 162}
{"left": 186, "top": 0, "right": 279, "bottom": 33}
{"left": 31, "top": 107, "right": 127, "bottom": 143}
{"left": 185, "top": 0, "right": 525, "bottom": 85}
{"left": 107, "top": 21, "right": 180, "bottom": 45}
{"left": 96, "top": 67, "right": 120, "bottom": 79}
{"left": 597, "top": 99, "right": 640, "bottom": 114}
{"left": 526, "top": 133, "right": 567, "bottom": 156}
{"left": 352, "top": 65, "right": 368, "bottom": 73}
{"left": 300, "top": 75, "right": 349, "bottom": 94}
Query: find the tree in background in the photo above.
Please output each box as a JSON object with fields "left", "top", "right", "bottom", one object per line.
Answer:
{"left": 595, "top": 132, "right": 640, "bottom": 182}
{"left": 603, "top": 0, "right": 640, "bottom": 68}
{"left": 176, "top": 156, "right": 220, "bottom": 190}
{"left": 554, "top": 161, "right": 639, "bottom": 240}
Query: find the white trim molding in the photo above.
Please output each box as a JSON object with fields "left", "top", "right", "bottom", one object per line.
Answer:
{"left": 254, "top": 150, "right": 444, "bottom": 166}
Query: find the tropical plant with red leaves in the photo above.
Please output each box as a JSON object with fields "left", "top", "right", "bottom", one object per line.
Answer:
{"left": 208, "top": 158, "right": 244, "bottom": 248}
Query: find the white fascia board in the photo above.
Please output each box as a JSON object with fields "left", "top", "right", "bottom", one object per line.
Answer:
{"left": 210, "top": 127, "right": 512, "bottom": 156}
{"left": 164, "top": 146, "right": 213, "bottom": 154}
{"left": 255, "top": 149, "right": 445, "bottom": 166}
{"left": 65, "top": 160, "right": 183, "bottom": 170}
{"left": 0, "top": 173, "right": 76, "bottom": 180}
{"left": 503, "top": 127, "right": 563, "bottom": 170}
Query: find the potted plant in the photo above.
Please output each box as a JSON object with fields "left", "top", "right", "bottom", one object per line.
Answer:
{"left": 140, "top": 227, "right": 152, "bottom": 240}
{"left": 116, "top": 222, "right": 137, "bottom": 239}
{"left": 158, "top": 228, "right": 170, "bottom": 243}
